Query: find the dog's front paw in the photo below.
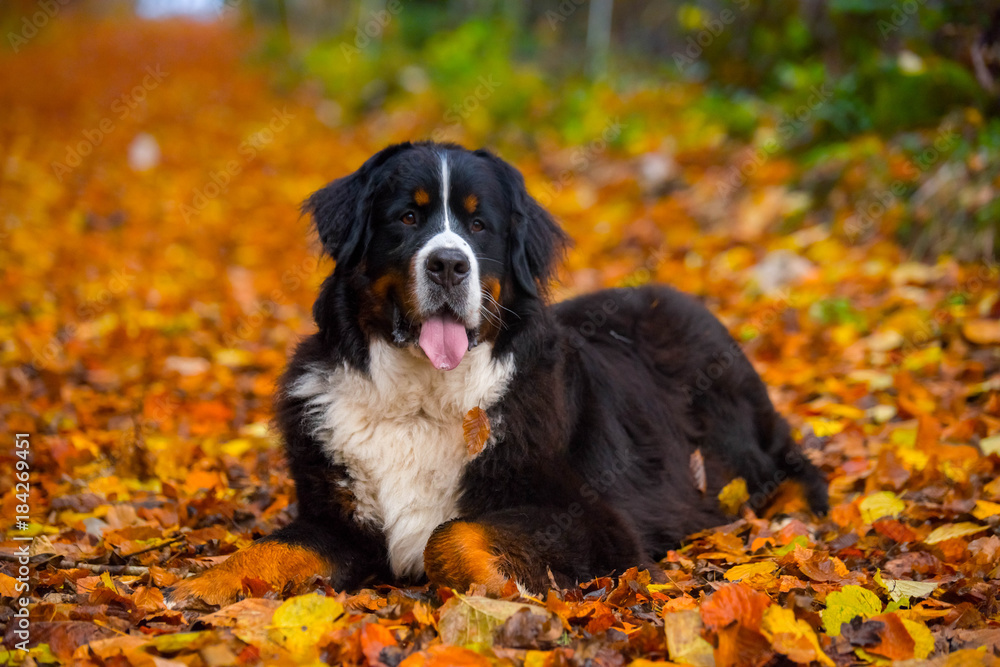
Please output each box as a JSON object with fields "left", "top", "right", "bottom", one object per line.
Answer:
{"left": 165, "top": 540, "right": 333, "bottom": 609}
{"left": 165, "top": 566, "right": 250, "bottom": 609}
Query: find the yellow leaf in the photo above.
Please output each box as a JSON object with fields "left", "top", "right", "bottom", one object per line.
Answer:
{"left": 269, "top": 593, "right": 345, "bottom": 658}
{"left": 717, "top": 477, "right": 749, "bottom": 514}
{"left": 821, "top": 585, "right": 883, "bottom": 636}
{"left": 980, "top": 434, "right": 1000, "bottom": 456}
{"left": 874, "top": 570, "right": 938, "bottom": 602}
{"left": 724, "top": 561, "right": 777, "bottom": 584}
{"left": 805, "top": 417, "right": 845, "bottom": 437}
{"left": 923, "top": 522, "right": 988, "bottom": 545}
{"left": 663, "top": 609, "right": 715, "bottom": 667}
{"left": 859, "top": 491, "right": 906, "bottom": 524}
{"left": 972, "top": 500, "right": 1000, "bottom": 520}
{"left": 761, "top": 605, "right": 834, "bottom": 667}
{"left": 901, "top": 618, "right": 934, "bottom": 660}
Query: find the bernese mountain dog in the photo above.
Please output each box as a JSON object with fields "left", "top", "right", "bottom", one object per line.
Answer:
{"left": 167, "top": 141, "right": 828, "bottom": 607}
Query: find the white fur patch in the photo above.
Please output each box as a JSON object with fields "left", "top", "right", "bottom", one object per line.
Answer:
{"left": 290, "top": 340, "right": 515, "bottom": 578}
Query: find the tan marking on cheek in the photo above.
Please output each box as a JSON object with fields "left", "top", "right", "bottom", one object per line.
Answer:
{"left": 483, "top": 276, "right": 501, "bottom": 303}
{"left": 414, "top": 189, "right": 430, "bottom": 206}
{"left": 464, "top": 194, "right": 478, "bottom": 213}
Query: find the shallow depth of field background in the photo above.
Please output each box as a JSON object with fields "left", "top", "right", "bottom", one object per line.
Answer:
{"left": 2, "top": 1, "right": 1000, "bottom": 664}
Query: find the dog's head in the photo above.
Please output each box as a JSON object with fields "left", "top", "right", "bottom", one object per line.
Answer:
{"left": 304, "top": 141, "right": 567, "bottom": 370}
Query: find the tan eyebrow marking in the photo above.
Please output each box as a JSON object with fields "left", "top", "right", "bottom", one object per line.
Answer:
{"left": 464, "top": 194, "right": 478, "bottom": 213}
{"left": 414, "top": 189, "right": 430, "bottom": 206}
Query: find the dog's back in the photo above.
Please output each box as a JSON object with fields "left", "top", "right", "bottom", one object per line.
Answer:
{"left": 553, "top": 285, "right": 829, "bottom": 556}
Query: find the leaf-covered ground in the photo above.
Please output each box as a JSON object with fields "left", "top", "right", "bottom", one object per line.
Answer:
{"left": 2, "top": 17, "right": 1000, "bottom": 667}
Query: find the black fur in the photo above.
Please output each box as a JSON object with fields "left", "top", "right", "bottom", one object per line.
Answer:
{"left": 271, "top": 142, "right": 828, "bottom": 592}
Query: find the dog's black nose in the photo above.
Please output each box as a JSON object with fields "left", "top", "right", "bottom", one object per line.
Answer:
{"left": 426, "top": 248, "right": 470, "bottom": 287}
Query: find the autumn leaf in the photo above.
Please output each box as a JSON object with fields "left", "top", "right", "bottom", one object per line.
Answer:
{"left": 690, "top": 449, "right": 707, "bottom": 494}
{"left": 924, "top": 522, "right": 988, "bottom": 545}
{"left": 874, "top": 570, "right": 939, "bottom": 602}
{"left": 438, "top": 595, "right": 553, "bottom": 652}
{"left": 463, "top": 406, "right": 491, "bottom": 457}
{"left": 663, "top": 610, "right": 715, "bottom": 667}
{"left": 962, "top": 319, "right": 1000, "bottom": 345}
{"left": 269, "top": 593, "right": 346, "bottom": 658}
{"left": 822, "top": 586, "right": 883, "bottom": 636}
{"left": 760, "top": 605, "right": 834, "bottom": 667}
{"left": 859, "top": 490, "right": 905, "bottom": 524}
{"left": 700, "top": 582, "right": 771, "bottom": 632}
{"left": 724, "top": 561, "right": 777, "bottom": 587}
{"left": 718, "top": 477, "right": 749, "bottom": 514}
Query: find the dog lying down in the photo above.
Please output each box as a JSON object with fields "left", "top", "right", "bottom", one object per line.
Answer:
{"left": 167, "top": 141, "right": 827, "bottom": 607}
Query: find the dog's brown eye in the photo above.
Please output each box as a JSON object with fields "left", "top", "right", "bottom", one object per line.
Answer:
{"left": 401, "top": 212, "right": 416, "bottom": 225}
{"left": 470, "top": 219, "right": 485, "bottom": 232}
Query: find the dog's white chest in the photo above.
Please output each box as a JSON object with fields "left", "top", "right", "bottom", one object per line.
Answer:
{"left": 290, "top": 341, "right": 514, "bottom": 578}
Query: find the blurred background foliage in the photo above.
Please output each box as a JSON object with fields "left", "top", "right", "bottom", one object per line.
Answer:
{"left": 4, "top": 0, "right": 999, "bottom": 258}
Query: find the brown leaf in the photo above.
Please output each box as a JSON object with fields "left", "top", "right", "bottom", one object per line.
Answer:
{"left": 690, "top": 448, "right": 707, "bottom": 494}
{"left": 463, "top": 406, "right": 491, "bottom": 457}
{"left": 493, "top": 607, "right": 563, "bottom": 649}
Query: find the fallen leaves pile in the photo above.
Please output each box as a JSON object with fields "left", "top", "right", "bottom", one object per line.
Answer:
{"left": 2, "top": 15, "right": 1000, "bottom": 667}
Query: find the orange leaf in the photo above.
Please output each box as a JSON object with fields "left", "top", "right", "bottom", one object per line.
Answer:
{"left": 361, "top": 622, "right": 398, "bottom": 667}
{"left": 873, "top": 519, "right": 918, "bottom": 543}
{"left": 962, "top": 319, "right": 1000, "bottom": 345}
{"left": 868, "top": 613, "right": 916, "bottom": 661}
{"left": 701, "top": 582, "right": 771, "bottom": 632}
{"left": 463, "top": 407, "right": 491, "bottom": 457}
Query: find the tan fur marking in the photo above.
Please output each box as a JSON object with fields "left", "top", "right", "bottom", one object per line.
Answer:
{"left": 168, "top": 542, "right": 332, "bottom": 608}
{"left": 464, "top": 194, "right": 478, "bottom": 213}
{"left": 424, "top": 521, "right": 509, "bottom": 595}
{"left": 414, "top": 189, "right": 430, "bottom": 206}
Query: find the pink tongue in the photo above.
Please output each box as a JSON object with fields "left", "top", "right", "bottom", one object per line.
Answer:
{"left": 419, "top": 314, "right": 469, "bottom": 371}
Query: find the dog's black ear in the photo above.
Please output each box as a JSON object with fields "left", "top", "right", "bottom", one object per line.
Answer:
{"left": 478, "top": 150, "right": 569, "bottom": 297}
{"left": 302, "top": 143, "right": 411, "bottom": 266}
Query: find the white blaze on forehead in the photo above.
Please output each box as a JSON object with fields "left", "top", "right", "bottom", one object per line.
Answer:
{"left": 411, "top": 152, "right": 481, "bottom": 326}
{"left": 440, "top": 153, "right": 452, "bottom": 232}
